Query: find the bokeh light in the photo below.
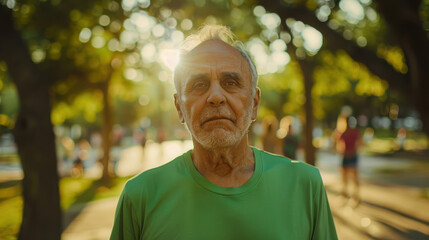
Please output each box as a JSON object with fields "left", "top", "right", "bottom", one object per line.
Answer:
{"left": 339, "top": 0, "right": 365, "bottom": 24}
{"left": 301, "top": 26, "right": 323, "bottom": 53}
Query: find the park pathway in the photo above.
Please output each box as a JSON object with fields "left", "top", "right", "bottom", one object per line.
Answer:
{"left": 61, "top": 141, "right": 429, "bottom": 240}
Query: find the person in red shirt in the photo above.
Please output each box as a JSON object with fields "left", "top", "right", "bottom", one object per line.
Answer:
{"left": 338, "top": 116, "right": 362, "bottom": 205}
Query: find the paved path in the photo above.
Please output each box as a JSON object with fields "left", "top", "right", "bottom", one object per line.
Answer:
{"left": 61, "top": 141, "right": 429, "bottom": 240}
{"left": 323, "top": 173, "right": 429, "bottom": 240}
{"left": 62, "top": 141, "right": 193, "bottom": 240}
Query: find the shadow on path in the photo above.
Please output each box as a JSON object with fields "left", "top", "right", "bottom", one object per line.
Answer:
{"left": 332, "top": 212, "right": 385, "bottom": 240}
{"left": 62, "top": 179, "right": 113, "bottom": 231}
{"left": 327, "top": 187, "right": 429, "bottom": 240}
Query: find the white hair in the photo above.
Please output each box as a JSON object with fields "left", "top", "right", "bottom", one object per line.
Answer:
{"left": 174, "top": 25, "right": 258, "bottom": 95}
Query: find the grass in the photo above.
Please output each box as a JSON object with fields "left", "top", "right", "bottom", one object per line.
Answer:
{"left": 364, "top": 131, "right": 428, "bottom": 155}
{"left": 0, "top": 154, "right": 19, "bottom": 164}
{"left": 0, "top": 176, "right": 131, "bottom": 239}
{"left": 0, "top": 196, "right": 22, "bottom": 240}
{"left": 371, "top": 166, "right": 413, "bottom": 174}
{"left": 420, "top": 189, "right": 429, "bottom": 199}
{"left": 60, "top": 177, "right": 130, "bottom": 209}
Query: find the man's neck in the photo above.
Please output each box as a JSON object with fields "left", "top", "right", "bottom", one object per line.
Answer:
{"left": 190, "top": 139, "right": 255, "bottom": 187}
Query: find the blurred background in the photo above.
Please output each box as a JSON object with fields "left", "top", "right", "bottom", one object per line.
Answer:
{"left": 0, "top": 0, "right": 428, "bottom": 239}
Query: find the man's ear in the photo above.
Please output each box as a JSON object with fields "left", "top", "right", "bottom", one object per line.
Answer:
{"left": 174, "top": 93, "right": 185, "bottom": 123}
{"left": 251, "top": 88, "right": 261, "bottom": 121}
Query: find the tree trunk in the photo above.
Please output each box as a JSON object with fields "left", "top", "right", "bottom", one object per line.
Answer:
{"left": 377, "top": 0, "right": 429, "bottom": 137}
{"left": 101, "top": 74, "right": 113, "bottom": 182}
{"left": 297, "top": 58, "right": 316, "bottom": 166}
{"left": 0, "top": 5, "right": 61, "bottom": 240}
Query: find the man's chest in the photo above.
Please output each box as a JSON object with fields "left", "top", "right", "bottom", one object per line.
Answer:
{"left": 141, "top": 186, "right": 314, "bottom": 240}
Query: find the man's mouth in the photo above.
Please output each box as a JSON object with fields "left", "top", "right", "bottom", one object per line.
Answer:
{"left": 202, "top": 116, "right": 232, "bottom": 125}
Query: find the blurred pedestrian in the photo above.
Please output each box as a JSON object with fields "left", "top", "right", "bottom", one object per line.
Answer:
{"left": 260, "top": 116, "right": 282, "bottom": 154}
{"left": 60, "top": 136, "right": 75, "bottom": 163}
{"left": 278, "top": 116, "right": 299, "bottom": 159}
{"left": 396, "top": 128, "right": 407, "bottom": 150}
{"left": 337, "top": 116, "right": 362, "bottom": 206}
{"left": 133, "top": 128, "right": 147, "bottom": 148}
{"left": 111, "top": 126, "right": 124, "bottom": 175}
{"left": 72, "top": 138, "right": 91, "bottom": 177}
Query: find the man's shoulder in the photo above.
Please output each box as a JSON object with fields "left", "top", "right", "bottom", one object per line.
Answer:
{"left": 123, "top": 152, "right": 187, "bottom": 193}
{"left": 257, "top": 148, "right": 320, "bottom": 179}
{"left": 258, "top": 149, "right": 292, "bottom": 164}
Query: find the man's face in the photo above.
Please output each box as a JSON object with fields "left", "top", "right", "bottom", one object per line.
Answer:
{"left": 174, "top": 40, "right": 260, "bottom": 150}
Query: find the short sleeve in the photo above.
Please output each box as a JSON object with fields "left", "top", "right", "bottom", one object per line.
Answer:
{"left": 311, "top": 171, "right": 338, "bottom": 240}
{"left": 110, "top": 186, "right": 141, "bottom": 240}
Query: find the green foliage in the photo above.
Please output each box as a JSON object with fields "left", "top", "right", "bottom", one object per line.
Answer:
{"left": 52, "top": 91, "right": 104, "bottom": 125}
{"left": 0, "top": 62, "right": 18, "bottom": 129}
{"left": 422, "top": 0, "right": 429, "bottom": 27}
{"left": 376, "top": 45, "right": 408, "bottom": 74}
{"left": 315, "top": 50, "right": 388, "bottom": 97}
{"left": 258, "top": 61, "right": 304, "bottom": 118}
{"left": 0, "top": 87, "right": 18, "bottom": 125}
{"left": 3, "top": 0, "right": 424, "bottom": 132}
{"left": 311, "top": 50, "right": 389, "bottom": 120}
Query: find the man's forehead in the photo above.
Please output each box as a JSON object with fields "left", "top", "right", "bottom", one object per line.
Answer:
{"left": 181, "top": 39, "right": 244, "bottom": 63}
{"left": 175, "top": 39, "right": 252, "bottom": 92}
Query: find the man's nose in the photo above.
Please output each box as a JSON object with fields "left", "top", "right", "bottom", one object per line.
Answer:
{"left": 207, "top": 84, "right": 226, "bottom": 106}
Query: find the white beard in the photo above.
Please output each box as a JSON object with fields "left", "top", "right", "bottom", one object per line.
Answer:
{"left": 185, "top": 105, "right": 253, "bottom": 150}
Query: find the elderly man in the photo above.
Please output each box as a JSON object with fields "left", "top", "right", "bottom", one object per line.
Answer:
{"left": 111, "top": 25, "right": 337, "bottom": 240}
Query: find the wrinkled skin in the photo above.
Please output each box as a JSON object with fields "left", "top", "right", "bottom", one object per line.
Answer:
{"left": 174, "top": 40, "right": 260, "bottom": 151}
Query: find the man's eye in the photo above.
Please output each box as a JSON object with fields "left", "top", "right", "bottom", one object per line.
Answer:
{"left": 224, "top": 80, "right": 238, "bottom": 87}
{"left": 194, "top": 82, "right": 208, "bottom": 89}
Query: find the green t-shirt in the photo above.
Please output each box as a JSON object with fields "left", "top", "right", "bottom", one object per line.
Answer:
{"left": 111, "top": 147, "right": 337, "bottom": 240}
